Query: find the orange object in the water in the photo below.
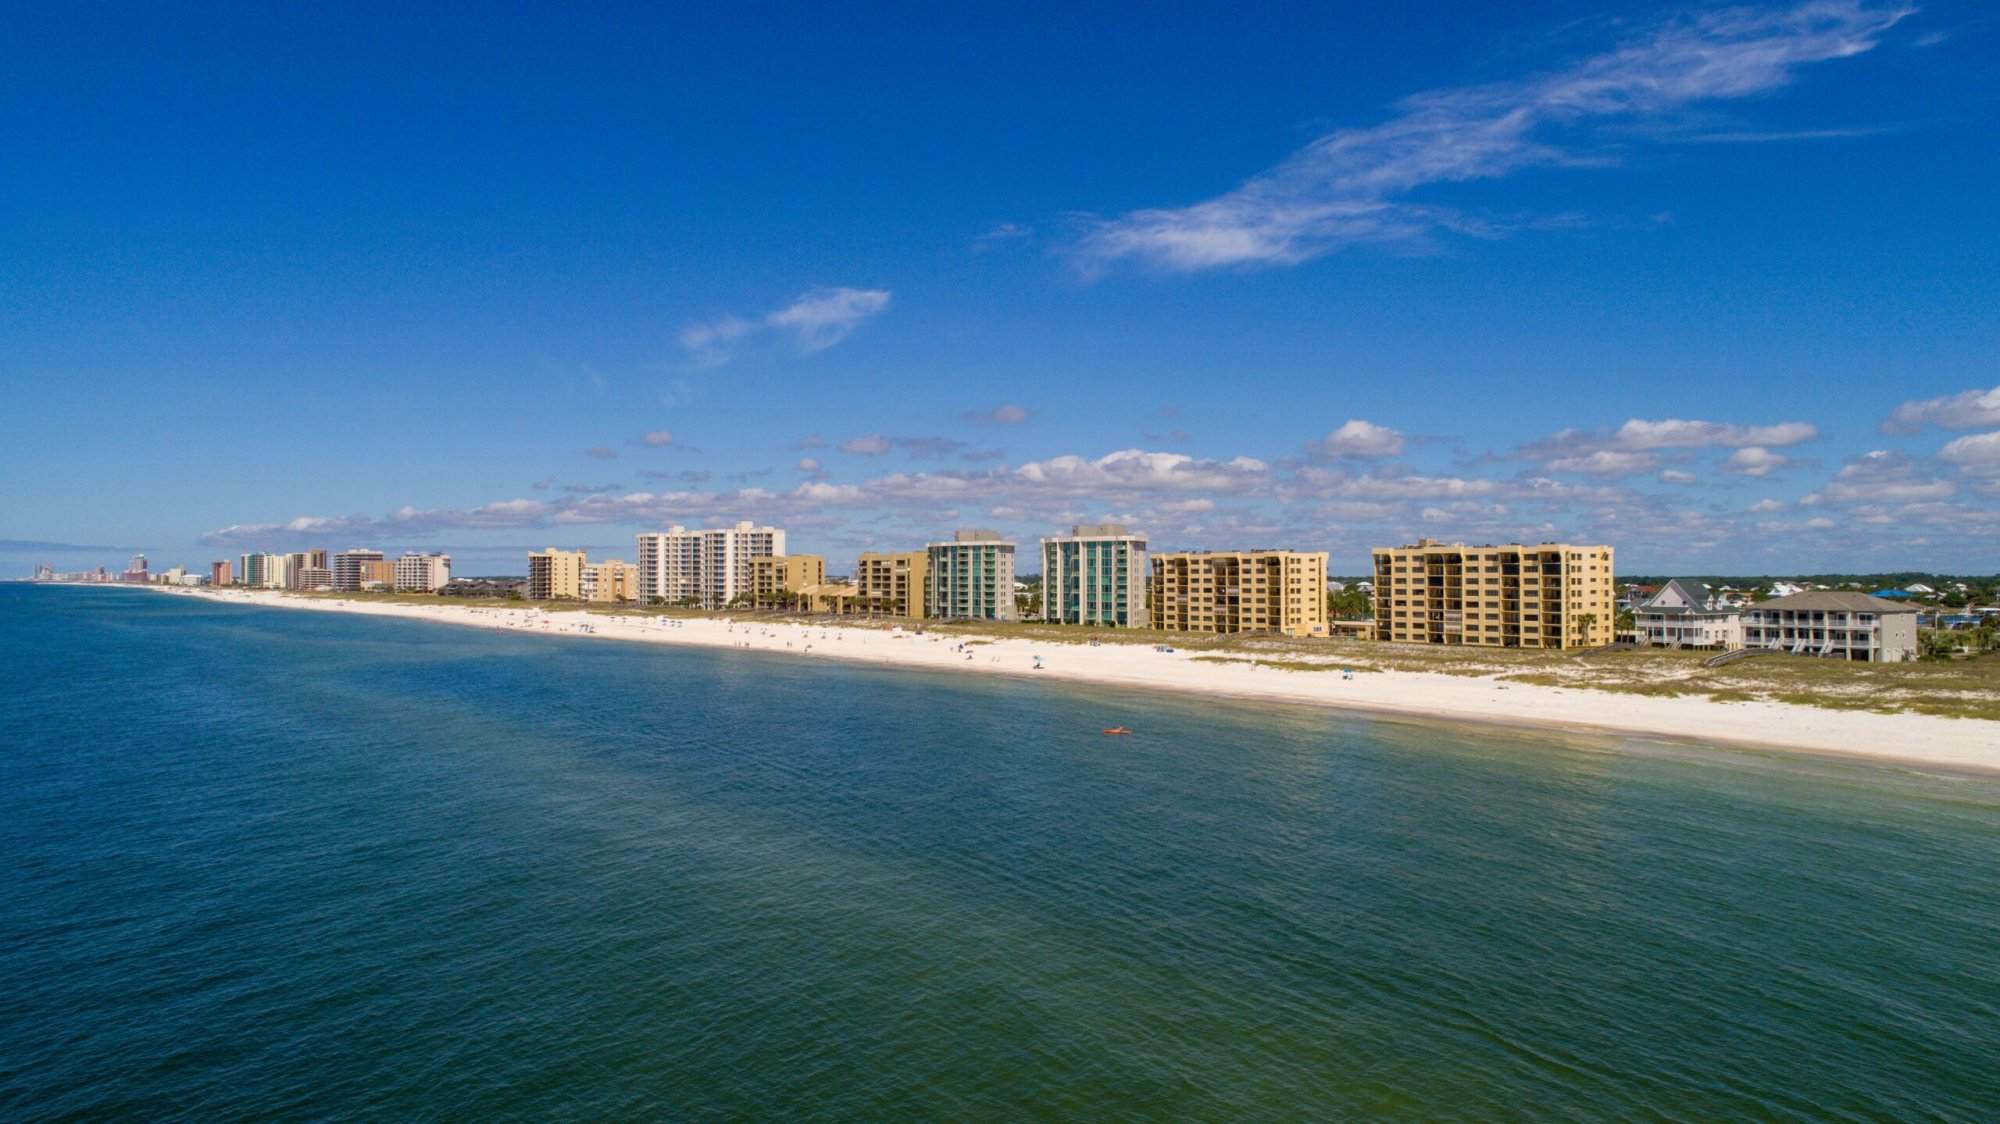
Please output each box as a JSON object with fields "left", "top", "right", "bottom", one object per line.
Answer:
{"left": 1102, "top": 726, "right": 1133, "bottom": 736}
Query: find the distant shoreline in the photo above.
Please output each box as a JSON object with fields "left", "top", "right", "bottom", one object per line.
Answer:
{"left": 114, "top": 584, "right": 2000, "bottom": 774}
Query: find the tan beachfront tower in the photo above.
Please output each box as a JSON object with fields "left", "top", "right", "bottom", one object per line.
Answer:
{"left": 528, "top": 547, "right": 588, "bottom": 601}
{"left": 1148, "top": 550, "right": 1328, "bottom": 637}
{"left": 854, "top": 551, "right": 929, "bottom": 619}
{"left": 1371, "top": 539, "right": 1615, "bottom": 648}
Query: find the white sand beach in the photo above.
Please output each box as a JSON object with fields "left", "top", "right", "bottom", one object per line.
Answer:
{"left": 162, "top": 586, "right": 2000, "bottom": 772}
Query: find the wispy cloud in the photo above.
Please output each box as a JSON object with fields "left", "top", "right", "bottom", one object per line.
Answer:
{"left": 640, "top": 430, "right": 674, "bottom": 447}
{"left": 677, "top": 315, "right": 755, "bottom": 368}
{"left": 1071, "top": 1, "right": 1911, "bottom": 272}
{"left": 1683, "top": 125, "right": 1892, "bottom": 143}
{"left": 973, "top": 222, "right": 1033, "bottom": 250}
{"left": 840, "top": 434, "right": 894, "bottom": 456}
{"left": 962, "top": 404, "right": 1031, "bottom": 425}
{"left": 677, "top": 287, "right": 892, "bottom": 366}
{"left": 765, "top": 287, "right": 893, "bottom": 351}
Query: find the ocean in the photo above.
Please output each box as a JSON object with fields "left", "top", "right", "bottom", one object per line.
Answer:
{"left": 3, "top": 584, "right": 1996, "bottom": 1119}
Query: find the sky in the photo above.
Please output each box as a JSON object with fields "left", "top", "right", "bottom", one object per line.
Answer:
{"left": 3, "top": 1, "right": 1998, "bottom": 577}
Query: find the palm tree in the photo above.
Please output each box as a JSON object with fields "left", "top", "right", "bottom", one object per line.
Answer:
{"left": 1574, "top": 611, "right": 1599, "bottom": 646}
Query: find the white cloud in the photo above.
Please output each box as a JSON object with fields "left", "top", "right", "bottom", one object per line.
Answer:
{"left": 840, "top": 435, "right": 894, "bottom": 456}
{"left": 641, "top": 430, "right": 674, "bottom": 447}
{"left": 1611, "top": 418, "right": 1816, "bottom": 450}
{"left": 1015, "top": 449, "right": 1269, "bottom": 495}
{"left": 1072, "top": 2, "right": 1909, "bottom": 271}
{"left": 1720, "top": 446, "right": 1787, "bottom": 476}
{"left": 1748, "top": 498, "right": 1786, "bottom": 513}
{"left": 1658, "top": 469, "right": 1698, "bottom": 484}
{"left": 791, "top": 482, "right": 865, "bottom": 504}
{"left": 963, "top": 404, "right": 1030, "bottom": 425}
{"left": 1882, "top": 384, "right": 2000, "bottom": 433}
{"left": 1320, "top": 419, "right": 1405, "bottom": 457}
{"left": 1547, "top": 450, "right": 1660, "bottom": 476}
{"left": 1814, "top": 450, "right": 1956, "bottom": 502}
{"left": 1938, "top": 430, "right": 2000, "bottom": 474}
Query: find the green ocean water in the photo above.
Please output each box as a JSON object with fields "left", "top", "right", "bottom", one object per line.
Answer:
{"left": 2, "top": 584, "right": 1996, "bottom": 1119}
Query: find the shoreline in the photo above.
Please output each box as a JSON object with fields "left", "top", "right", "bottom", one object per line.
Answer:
{"left": 140, "top": 585, "right": 2000, "bottom": 774}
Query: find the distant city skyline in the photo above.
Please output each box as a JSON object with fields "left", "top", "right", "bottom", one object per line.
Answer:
{"left": 4, "top": 2, "right": 1997, "bottom": 574}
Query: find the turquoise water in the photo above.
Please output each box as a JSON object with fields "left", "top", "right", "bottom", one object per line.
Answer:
{"left": 2, "top": 586, "right": 1997, "bottom": 1119}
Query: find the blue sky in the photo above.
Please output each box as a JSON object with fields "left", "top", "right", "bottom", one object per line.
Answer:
{"left": 4, "top": 1, "right": 1997, "bottom": 576}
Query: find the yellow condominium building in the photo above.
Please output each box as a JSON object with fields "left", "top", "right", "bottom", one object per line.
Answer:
{"left": 583, "top": 559, "right": 638, "bottom": 602}
{"left": 1371, "top": 539, "right": 1615, "bottom": 649}
{"left": 1149, "top": 551, "right": 1329, "bottom": 637}
{"left": 853, "top": 551, "right": 929, "bottom": 619}
{"left": 749, "top": 554, "right": 827, "bottom": 607}
{"left": 528, "top": 548, "right": 587, "bottom": 601}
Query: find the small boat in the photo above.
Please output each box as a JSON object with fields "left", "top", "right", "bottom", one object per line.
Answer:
{"left": 1102, "top": 726, "right": 1133, "bottom": 736}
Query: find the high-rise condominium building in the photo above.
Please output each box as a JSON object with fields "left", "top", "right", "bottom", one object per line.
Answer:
{"left": 239, "top": 552, "right": 283, "bottom": 588}
{"left": 211, "top": 561, "right": 232, "bottom": 587}
{"left": 528, "top": 548, "right": 587, "bottom": 601}
{"left": 1371, "top": 539, "right": 1615, "bottom": 649}
{"left": 294, "top": 567, "right": 332, "bottom": 591}
{"left": 332, "top": 549, "right": 386, "bottom": 591}
{"left": 634, "top": 522, "right": 785, "bottom": 609}
{"left": 853, "top": 551, "right": 928, "bottom": 619}
{"left": 394, "top": 552, "right": 452, "bottom": 593}
{"left": 926, "top": 530, "right": 1017, "bottom": 621}
{"left": 1041, "top": 524, "right": 1147, "bottom": 627}
{"left": 1149, "top": 550, "right": 1328, "bottom": 637}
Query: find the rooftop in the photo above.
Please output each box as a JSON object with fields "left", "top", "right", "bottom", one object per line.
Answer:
{"left": 1752, "top": 591, "right": 1920, "bottom": 614}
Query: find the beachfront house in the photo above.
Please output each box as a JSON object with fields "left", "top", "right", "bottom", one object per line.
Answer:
{"left": 1633, "top": 580, "right": 1742, "bottom": 651}
{"left": 1742, "top": 591, "right": 1919, "bottom": 663}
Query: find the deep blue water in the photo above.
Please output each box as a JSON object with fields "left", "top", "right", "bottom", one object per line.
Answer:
{"left": 2, "top": 585, "right": 1997, "bottom": 1119}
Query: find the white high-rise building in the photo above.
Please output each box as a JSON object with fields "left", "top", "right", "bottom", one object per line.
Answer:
{"left": 240, "top": 552, "right": 282, "bottom": 588}
{"left": 635, "top": 521, "right": 785, "bottom": 609}
{"left": 394, "top": 552, "right": 452, "bottom": 593}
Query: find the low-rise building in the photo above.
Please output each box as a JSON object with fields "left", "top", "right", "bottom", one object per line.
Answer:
{"left": 926, "top": 530, "right": 1017, "bottom": 621}
{"left": 1634, "top": 579, "right": 1743, "bottom": 650}
{"left": 1150, "top": 550, "right": 1328, "bottom": 637}
{"left": 582, "top": 559, "right": 638, "bottom": 603}
{"left": 853, "top": 551, "right": 929, "bottom": 619}
{"left": 394, "top": 552, "right": 452, "bottom": 593}
{"left": 1040, "top": 524, "right": 1147, "bottom": 627}
{"left": 748, "top": 554, "right": 826, "bottom": 608}
{"left": 1743, "top": 591, "right": 1919, "bottom": 662}
{"left": 1372, "top": 539, "right": 1615, "bottom": 649}
{"left": 528, "top": 548, "right": 587, "bottom": 601}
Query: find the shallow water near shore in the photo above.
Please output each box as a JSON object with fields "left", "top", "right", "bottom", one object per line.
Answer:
{"left": 4, "top": 584, "right": 1998, "bottom": 1119}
